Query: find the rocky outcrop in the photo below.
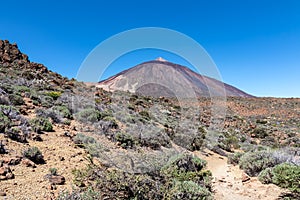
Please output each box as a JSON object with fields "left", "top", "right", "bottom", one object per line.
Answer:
{"left": 0, "top": 39, "right": 77, "bottom": 90}
{"left": 0, "top": 164, "right": 14, "bottom": 180}
{"left": 0, "top": 40, "right": 29, "bottom": 66}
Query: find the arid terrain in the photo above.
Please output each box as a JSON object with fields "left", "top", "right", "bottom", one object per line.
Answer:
{"left": 0, "top": 40, "right": 299, "bottom": 199}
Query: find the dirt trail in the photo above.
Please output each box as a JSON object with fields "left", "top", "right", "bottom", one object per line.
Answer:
{"left": 195, "top": 150, "right": 285, "bottom": 200}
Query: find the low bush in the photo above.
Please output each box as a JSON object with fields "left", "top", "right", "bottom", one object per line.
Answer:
{"left": 259, "top": 163, "right": 300, "bottom": 194}
{"left": 30, "top": 117, "right": 53, "bottom": 133}
{"left": 13, "top": 85, "right": 30, "bottom": 93}
{"left": 165, "top": 180, "right": 213, "bottom": 200}
{"left": 102, "top": 116, "right": 118, "bottom": 129}
{"left": 161, "top": 154, "right": 212, "bottom": 189}
{"left": 57, "top": 187, "right": 100, "bottom": 200}
{"left": 73, "top": 133, "right": 106, "bottom": 157}
{"left": 115, "top": 132, "right": 137, "bottom": 149}
{"left": 44, "top": 91, "right": 62, "bottom": 100}
{"left": 258, "top": 167, "right": 273, "bottom": 184}
{"left": 239, "top": 150, "right": 279, "bottom": 176}
{"left": 228, "top": 152, "right": 244, "bottom": 165}
{"left": 73, "top": 133, "right": 96, "bottom": 147}
{"left": 39, "top": 95, "right": 54, "bottom": 108}
{"left": 251, "top": 127, "right": 268, "bottom": 138}
{"left": 272, "top": 163, "right": 300, "bottom": 193}
{"left": 9, "top": 93, "right": 24, "bottom": 105}
{"left": 23, "top": 146, "right": 44, "bottom": 164}
{"left": 5, "top": 127, "right": 27, "bottom": 143}
{"left": 139, "top": 110, "right": 151, "bottom": 121}
{"left": 75, "top": 108, "right": 101, "bottom": 123}
{"left": 36, "top": 108, "right": 63, "bottom": 124}
{"left": 52, "top": 105, "right": 72, "bottom": 119}
{"left": 49, "top": 168, "right": 58, "bottom": 175}
{"left": 0, "top": 111, "right": 10, "bottom": 132}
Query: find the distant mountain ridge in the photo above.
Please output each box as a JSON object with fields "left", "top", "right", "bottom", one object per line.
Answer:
{"left": 98, "top": 58, "right": 253, "bottom": 98}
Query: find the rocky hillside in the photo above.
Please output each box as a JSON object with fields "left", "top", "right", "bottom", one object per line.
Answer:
{"left": 0, "top": 40, "right": 299, "bottom": 199}
{"left": 98, "top": 58, "right": 253, "bottom": 97}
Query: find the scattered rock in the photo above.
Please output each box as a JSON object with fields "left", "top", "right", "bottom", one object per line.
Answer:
{"left": 0, "top": 192, "right": 6, "bottom": 196}
{"left": 48, "top": 184, "right": 56, "bottom": 190}
{"left": 58, "top": 156, "right": 65, "bottom": 161}
{"left": 29, "top": 133, "right": 43, "bottom": 141}
{"left": 2, "top": 156, "right": 21, "bottom": 165}
{"left": 49, "top": 175, "right": 65, "bottom": 185}
{"left": 242, "top": 173, "right": 251, "bottom": 182}
{"left": 21, "top": 158, "right": 36, "bottom": 168}
{"left": 0, "top": 165, "right": 14, "bottom": 180}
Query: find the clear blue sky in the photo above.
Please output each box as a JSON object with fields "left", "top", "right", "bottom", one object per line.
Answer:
{"left": 0, "top": 0, "right": 299, "bottom": 97}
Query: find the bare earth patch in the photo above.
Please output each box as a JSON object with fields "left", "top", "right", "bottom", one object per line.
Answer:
{"left": 0, "top": 125, "right": 89, "bottom": 199}
{"left": 196, "top": 150, "right": 287, "bottom": 200}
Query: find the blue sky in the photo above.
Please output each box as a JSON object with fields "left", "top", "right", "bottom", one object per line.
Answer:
{"left": 0, "top": 0, "right": 299, "bottom": 97}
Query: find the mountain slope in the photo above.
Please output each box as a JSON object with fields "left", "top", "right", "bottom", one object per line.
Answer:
{"left": 98, "top": 59, "right": 253, "bottom": 98}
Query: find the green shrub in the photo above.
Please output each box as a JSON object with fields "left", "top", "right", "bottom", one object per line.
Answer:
{"left": 0, "top": 111, "right": 10, "bottom": 132}
{"left": 57, "top": 187, "right": 100, "bottom": 200}
{"left": 44, "top": 91, "right": 62, "bottom": 100}
{"left": 102, "top": 116, "right": 118, "bottom": 129}
{"left": 251, "top": 127, "right": 268, "bottom": 138}
{"left": 115, "top": 132, "right": 137, "bottom": 149}
{"left": 39, "top": 95, "right": 54, "bottom": 108}
{"left": 9, "top": 93, "right": 24, "bottom": 105}
{"left": 23, "top": 146, "right": 44, "bottom": 164}
{"left": 73, "top": 133, "right": 105, "bottom": 157}
{"left": 63, "top": 119, "right": 71, "bottom": 125}
{"left": 139, "top": 110, "right": 151, "bottom": 121}
{"left": 166, "top": 180, "right": 213, "bottom": 200}
{"left": 258, "top": 167, "right": 273, "bottom": 184}
{"left": 228, "top": 152, "right": 244, "bottom": 165}
{"left": 13, "top": 85, "right": 30, "bottom": 93}
{"left": 49, "top": 168, "right": 58, "bottom": 175}
{"left": 239, "top": 151, "right": 279, "bottom": 176}
{"left": 30, "top": 117, "right": 53, "bottom": 133}
{"left": 191, "top": 134, "right": 206, "bottom": 151}
{"left": 161, "top": 154, "right": 210, "bottom": 184}
{"left": 272, "top": 163, "right": 300, "bottom": 193}
{"left": 75, "top": 108, "right": 101, "bottom": 123}
{"left": 73, "top": 133, "right": 96, "bottom": 147}
{"left": 52, "top": 106, "right": 72, "bottom": 119}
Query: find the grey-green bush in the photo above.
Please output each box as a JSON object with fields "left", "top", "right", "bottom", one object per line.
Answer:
{"left": 239, "top": 151, "right": 279, "bottom": 176}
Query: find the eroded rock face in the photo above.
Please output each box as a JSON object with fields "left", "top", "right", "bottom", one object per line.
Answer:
{"left": 0, "top": 40, "right": 75, "bottom": 90}
{"left": 0, "top": 40, "right": 29, "bottom": 66}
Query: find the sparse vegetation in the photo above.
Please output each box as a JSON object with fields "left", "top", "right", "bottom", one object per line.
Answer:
{"left": 75, "top": 108, "right": 101, "bottom": 123}
{"left": 44, "top": 91, "right": 62, "bottom": 100}
{"left": 259, "top": 163, "right": 300, "bottom": 194}
{"left": 1, "top": 39, "right": 300, "bottom": 199}
{"left": 49, "top": 168, "right": 58, "bottom": 175}
{"left": 23, "top": 146, "right": 44, "bottom": 164}
{"left": 30, "top": 117, "right": 53, "bottom": 133}
{"left": 239, "top": 150, "right": 279, "bottom": 176}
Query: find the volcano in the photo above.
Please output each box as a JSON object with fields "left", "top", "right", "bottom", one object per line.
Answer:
{"left": 98, "top": 58, "right": 253, "bottom": 98}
